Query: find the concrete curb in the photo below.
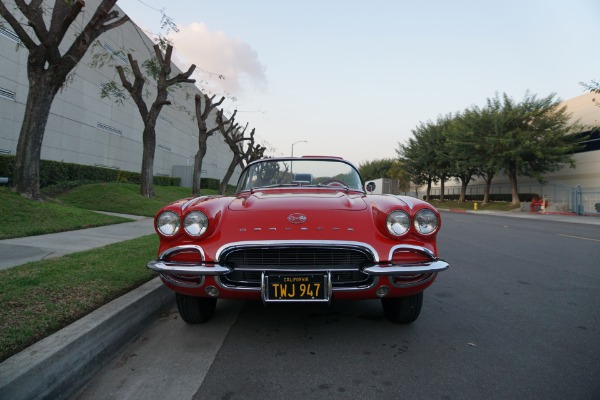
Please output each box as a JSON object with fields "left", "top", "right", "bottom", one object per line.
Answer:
{"left": 0, "top": 277, "right": 174, "bottom": 400}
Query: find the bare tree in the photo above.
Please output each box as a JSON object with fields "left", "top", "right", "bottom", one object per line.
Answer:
{"left": 239, "top": 126, "right": 266, "bottom": 167}
{"left": 116, "top": 44, "right": 195, "bottom": 198}
{"left": 219, "top": 121, "right": 264, "bottom": 194}
{"left": 0, "top": 0, "right": 129, "bottom": 199}
{"left": 216, "top": 110, "right": 253, "bottom": 194}
{"left": 192, "top": 94, "right": 224, "bottom": 195}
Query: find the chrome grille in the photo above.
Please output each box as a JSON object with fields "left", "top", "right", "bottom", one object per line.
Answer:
{"left": 222, "top": 247, "right": 371, "bottom": 268}
{"left": 220, "top": 246, "right": 373, "bottom": 288}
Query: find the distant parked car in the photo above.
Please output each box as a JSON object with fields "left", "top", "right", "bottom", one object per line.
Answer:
{"left": 148, "top": 156, "right": 448, "bottom": 323}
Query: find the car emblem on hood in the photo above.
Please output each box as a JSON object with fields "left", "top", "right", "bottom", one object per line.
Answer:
{"left": 287, "top": 213, "right": 307, "bottom": 224}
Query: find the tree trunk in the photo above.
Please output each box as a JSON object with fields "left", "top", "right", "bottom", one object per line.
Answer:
{"left": 483, "top": 175, "right": 493, "bottom": 205}
{"left": 140, "top": 124, "right": 156, "bottom": 198}
{"left": 439, "top": 178, "right": 446, "bottom": 202}
{"left": 425, "top": 178, "right": 432, "bottom": 201}
{"left": 13, "top": 70, "right": 59, "bottom": 199}
{"left": 220, "top": 155, "right": 240, "bottom": 194}
{"left": 459, "top": 179, "right": 468, "bottom": 203}
{"left": 508, "top": 163, "right": 520, "bottom": 205}
{"left": 192, "top": 139, "right": 208, "bottom": 195}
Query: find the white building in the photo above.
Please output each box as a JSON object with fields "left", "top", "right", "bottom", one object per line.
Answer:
{"left": 0, "top": 1, "right": 239, "bottom": 185}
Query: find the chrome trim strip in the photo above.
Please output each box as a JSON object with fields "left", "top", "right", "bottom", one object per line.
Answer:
{"left": 158, "top": 245, "right": 206, "bottom": 261}
{"left": 215, "top": 277, "right": 259, "bottom": 292}
{"left": 362, "top": 260, "right": 449, "bottom": 275}
{"left": 218, "top": 273, "right": 379, "bottom": 293}
{"left": 260, "top": 272, "right": 267, "bottom": 303}
{"left": 159, "top": 273, "right": 205, "bottom": 288}
{"left": 387, "top": 244, "right": 436, "bottom": 261}
{"left": 215, "top": 240, "right": 379, "bottom": 262}
{"left": 147, "top": 260, "right": 230, "bottom": 275}
{"left": 386, "top": 194, "right": 414, "bottom": 209}
{"left": 181, "top": 196, "right": 207, "bottom": 211}
{"left": 388, "top": 273, "right": 436, "bottom": 288}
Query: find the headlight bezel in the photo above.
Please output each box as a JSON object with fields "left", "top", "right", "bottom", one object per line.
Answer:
{"left": 156, "top": 210, "right": 181, "bottom": 237}
{"left": 183, "top": 211, "right": 209, "bottom": 237}
{"left": 414, "top": 208, "right": 439, "bottom": 235}
{"left": 386, "top": 210, "right": 411, "bottom": 237}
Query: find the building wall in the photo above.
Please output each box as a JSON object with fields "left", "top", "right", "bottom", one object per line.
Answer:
{"left": 0, "top": 1, "right": 239, "bottom": 185}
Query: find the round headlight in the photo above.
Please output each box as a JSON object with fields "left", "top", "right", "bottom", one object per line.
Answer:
{"left": 414, "top": 209, "right": 439, "bottom": 235}
{"left": 386, "top": 211, "right": 410, "bottom": 236}
{"left": 184, "top": 211, "right": 209, "bottom": 236}
{"left": 156, "top": 211, "right": 180, "bottom": 236}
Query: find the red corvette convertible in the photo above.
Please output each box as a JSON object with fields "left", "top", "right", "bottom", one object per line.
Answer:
{"left": 147, "top": 156, "right": 448, "bottom": 323}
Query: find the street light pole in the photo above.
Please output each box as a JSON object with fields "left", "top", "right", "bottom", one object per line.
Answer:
{"left": 291, "top": 140, "right": 308, "bottom": 157}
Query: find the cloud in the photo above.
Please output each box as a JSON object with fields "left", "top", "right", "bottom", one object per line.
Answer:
{"left": 169, "top": 22, "right": 267, "bottom": 97}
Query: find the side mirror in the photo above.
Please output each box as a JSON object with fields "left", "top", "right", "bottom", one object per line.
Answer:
{"left": 366, "top": 182, "right": 376, "bottom": 193}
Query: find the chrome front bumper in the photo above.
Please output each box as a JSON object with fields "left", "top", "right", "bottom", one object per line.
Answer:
{"left": 147, "top": 244, "right": 449, "bottom": 286}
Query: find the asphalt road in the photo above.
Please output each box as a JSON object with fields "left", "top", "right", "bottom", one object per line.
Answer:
{"left": 73, "top": 212, "right": 600, "bottom": 400}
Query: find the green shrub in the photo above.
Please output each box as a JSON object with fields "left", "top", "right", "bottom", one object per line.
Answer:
{"left": 0, "top": 155, "right": 180, "bottom": 187}
{"left": 425, "top": 193, "right": 540, "bottom": 202}
{"left": 200, "top": 177, "right": 221, "bottom": 190}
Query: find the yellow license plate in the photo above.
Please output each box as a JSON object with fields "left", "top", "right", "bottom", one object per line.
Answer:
{"left": 266, "top": 274, "right": 327, "bottom": 301}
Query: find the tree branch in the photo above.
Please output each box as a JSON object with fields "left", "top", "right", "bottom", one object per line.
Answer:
{"left": 0, "top": 1, "right": 36, "bottom": 49}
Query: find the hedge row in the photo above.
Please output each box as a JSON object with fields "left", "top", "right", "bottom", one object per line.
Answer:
{"left": 0, "top": 155, "right": 181, "bottom": 187}
{"left": 425, "top": 193, "right": 542, "bottom": 202}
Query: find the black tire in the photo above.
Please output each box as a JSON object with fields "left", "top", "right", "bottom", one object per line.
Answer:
{"left": 175, "top": 293, "right": 217, "bottom": 324}
{"left": 381, "top": 292, "right": 423, "bottom": 324}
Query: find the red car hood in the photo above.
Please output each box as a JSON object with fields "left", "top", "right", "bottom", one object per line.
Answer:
{"left": 228, "top": 190, "right": 367, "bottom": 212}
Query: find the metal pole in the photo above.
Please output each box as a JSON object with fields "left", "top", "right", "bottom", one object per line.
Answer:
{"left": 291, "top": 140, "right": 307, "bottom": 157}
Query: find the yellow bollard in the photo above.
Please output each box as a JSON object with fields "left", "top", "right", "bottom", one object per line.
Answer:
{"left": 474, "top": 202, "right": 478, "bottom": 210}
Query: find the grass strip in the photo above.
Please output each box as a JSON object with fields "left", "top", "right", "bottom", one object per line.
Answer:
{"left": 0, "top": 234, "right": 159, "bottom": 362}
{"left": 56, "top": 182, "right": 214, "bottom": 217}
{"left": 429, "top": 199, "right": 520, "bottom": 211}
{"left": 0, "top": 188, "right": 132, "bottom": 239}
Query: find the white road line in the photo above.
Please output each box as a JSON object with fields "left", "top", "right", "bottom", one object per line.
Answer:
{"left": 557, "top": 234, "right": 600, "bottom": 243}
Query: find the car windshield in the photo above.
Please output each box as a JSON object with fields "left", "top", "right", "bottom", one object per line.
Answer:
{"left": 236, "top": 158, "right": 364, "bottom": 192}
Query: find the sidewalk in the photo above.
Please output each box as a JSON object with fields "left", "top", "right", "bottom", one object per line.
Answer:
{"left": 0, "top": 212, "right": 155, "bottom": 270}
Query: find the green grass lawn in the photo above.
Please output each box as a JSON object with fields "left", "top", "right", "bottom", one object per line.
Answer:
{"left": 0, "top": 235, "right": 158, "bottom": 362}
{"left": 55, "top": 182, "right": 211, "bottom": 216}
{"left": 0, "top": 182, "right": 219, "bottom": 361}
{"left": 0, "top": 183, "right": 219, "bottom": 239}
{"left": 0, "top": 187, "right": 132, "bottom": 239}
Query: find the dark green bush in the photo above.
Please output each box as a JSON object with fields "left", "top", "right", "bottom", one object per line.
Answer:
{"left": 425, "top": 193, "right": 540, "bottom": 202}
{"left": 200, "top": 177, "right": 221, "bottom": 190}
{"left": 0, "top": 155, "right": 180, "bottom": 187}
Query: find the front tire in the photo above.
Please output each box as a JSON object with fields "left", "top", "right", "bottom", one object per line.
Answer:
{"left": 176, "top": 293, "right": 217, "bottom": 323}
{"left": 381, "top": 292, "right": 423, "bottom": 324}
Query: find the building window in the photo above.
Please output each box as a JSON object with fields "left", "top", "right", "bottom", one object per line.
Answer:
{"left": 102, "top": 42, "right": 128, "bottom": 64}
{"left": 97, "top": 122, "right": 123, "bottom": 136}
{"left": 160, "top": 116, "right": 173, "bottom": 125}
{"left": 0, "top": 27, "right": 21, "bottom": 44}
{"left": 0, "top": 87, "right": 16, "bottom": 101}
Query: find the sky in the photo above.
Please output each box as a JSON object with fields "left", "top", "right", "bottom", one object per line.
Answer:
{"left": 117, "top": 0, "right": 600, "bottom": 166}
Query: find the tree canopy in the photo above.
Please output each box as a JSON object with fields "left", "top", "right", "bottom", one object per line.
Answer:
{"left": 397, "top": 92, "right": 580, "bottom": 204}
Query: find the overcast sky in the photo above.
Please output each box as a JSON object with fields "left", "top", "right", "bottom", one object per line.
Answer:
{"left": 118, "top": 0, "right": 599, "bottom": 166}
